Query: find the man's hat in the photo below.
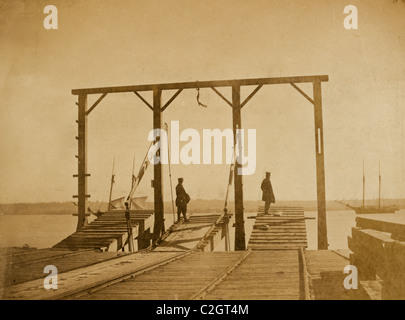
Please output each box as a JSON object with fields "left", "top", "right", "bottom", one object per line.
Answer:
{"left": 266, "top": 172, "right": 271, "bottom": 175}
{"left": 178, "top": 177, "right": 184, "bottom": 182}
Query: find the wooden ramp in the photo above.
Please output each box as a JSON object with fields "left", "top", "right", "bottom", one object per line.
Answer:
{"left": 1, "top": 251, "right": 183, "bottom": 300}
{"left": 153, "top": 213, "right": 225, "bottom": 252}
{"left": 0, "top": 248, "right": 127, "bottom": 288}
{"left": 248, "top": 206, "right": 307, "bottom": 250}
{"left": 53, "top": 210, "right": 154, "bottom": 251}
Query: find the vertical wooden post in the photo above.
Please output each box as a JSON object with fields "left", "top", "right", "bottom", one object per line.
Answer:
{"left": 77, "top": 94, "right": 88, "bottom": 231}
{"left": 232, "top": 85, "right": 246, "bottom": 251}
{"left": 313, "top": 80, "right": 328, "bottom": 250}
{"left": 224, "top": 224, "right": 230, "bottom": 251}
{"left": 152, "top": 88, "right": 165, "bottom": 242}
{"left": 125, "top": 202, "right": 134, "bottom": 252}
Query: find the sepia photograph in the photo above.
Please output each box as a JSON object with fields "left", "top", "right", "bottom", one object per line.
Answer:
{"left": 0, "top": 0, "right": 404, "bottom": 304}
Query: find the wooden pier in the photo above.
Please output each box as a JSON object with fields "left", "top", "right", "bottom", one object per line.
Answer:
{"left": 198, "top": 207, "right": 308, "bottom": 300}
{"left": 153, "top": 214, "right": 231, "bottom": 252}
{"left": 249, "top": 207, "right": 307, "bottom": 250}
{"left": 348, "top": 215, "right": 405, "bottom": 300}
{"left": 0, "top": 211, "right": 232, "bottom": 299}
{"left": 1, "top": 207, "right": 404, "bottom": 300}
{"left": 53, "top": 210, "right": 154, "bottom": 251}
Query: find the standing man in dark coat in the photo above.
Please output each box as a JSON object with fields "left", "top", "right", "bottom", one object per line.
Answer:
{"left": 261, "top": 172, "right": 275, "bottom": 214}
{"left": 176, "top": 177, "right": 190, "bottom": 222}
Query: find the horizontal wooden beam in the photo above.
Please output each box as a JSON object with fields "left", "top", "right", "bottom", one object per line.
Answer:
{"left": 356, "top": 217, "right": 405, "bottom": 241}
{"left": 72, "top": 75, "right": 329, "bottom": 95}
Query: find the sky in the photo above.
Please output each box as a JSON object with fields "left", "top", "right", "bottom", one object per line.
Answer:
{"left": 0, "top": 0, "right": 404, "bottom": 204}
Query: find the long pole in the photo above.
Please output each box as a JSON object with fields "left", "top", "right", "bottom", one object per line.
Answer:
{"left": 152, "top": 88, "right": 165, "bottom": 242}
{"left": 223, "top": 140, "right": 237, "bottom": 251}
{"left": 108, "top": 157, "right": 115, "bottom": 211}
{"left": 127, "top": 142, "right": 152, "bottom": 202}
{"left": 76, "top": 94, "right": 88, "bottom": 230}
{"left": 313, "top": 80, "right": 328, "bottom": 250}
{"left": 165, "top": 123, "right": 176, "bottom": 223}
{"left": 232, "top": 85, "right": 246, "bottom": 251}
{"left": 224, "top": 133, "right": 237, "bottom": 211}
{"left": 125, "top": 202, "right": 134, "bottom": 252}
{"left": 363, "top": 161, "right": 365, "bottom": 208}
{"left": 128, "top": 154, "right": 136, "bottom": 210}
{"left": 379, "top": 161, "right": 381, "bottom": 209}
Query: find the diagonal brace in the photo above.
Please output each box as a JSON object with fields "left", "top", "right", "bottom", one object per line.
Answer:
{"left": 240, "top": 85, "right": 263, "bottom": 108}
{"left": 161, "top": 89, "right": 183, "bottom": 112}
{"left": 211, "top": 87, "right": 233, "bottom": 107}
{"left": 86, "top": 93, "right": 108, "bottom": 115}
{"left": 134, "top": 91, "right": 153, "bottom": 111}
{"left": 290, "top": 83, "right": 314, "bottom": 105}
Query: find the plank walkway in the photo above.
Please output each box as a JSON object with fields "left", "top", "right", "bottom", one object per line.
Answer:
{"left": 74, "top": 252, "right": 246, "bottom": 300}
{"left": 248, "top": 207, "right": 307, "bottom": 250}
{"left": 153, "top": 214, "right": 223, "bottom": 252}
{"left": 53, "top": 210, "right": 154, "bottom": 251}
{"left": 202, "top": 250, "right": 302, "bottom": 300}
{"left": 198, "top": 207, "right": 308, "bottom": 299}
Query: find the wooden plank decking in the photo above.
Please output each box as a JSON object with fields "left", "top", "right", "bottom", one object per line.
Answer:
{"left": 304, "top": 249, "right": 366, "bottom": 300}
{"left": 1, "top": 251, "right": 183, "bottom": 300}
{"left": 5, "top": 206, "right": 380, "bottom": 300}
{"left": 248, "top": 207, "right": 307, "bottom": 250}
{"left": 0, "top": 248, "right": 127, "bottom": 288}
{"left": 153, "top": 214, "right": 222, "bottom": 252}
{"left": 196, "top": 207, "right": 308, "bottom": 300}
{"left": 202, "top": 250, "right": 302, "bottom": 300}
{"left": 53, "top": 210, "right": 154, "bottom": 251}
{"left": 75, "top": 252, "right": 246, "bottom": 300}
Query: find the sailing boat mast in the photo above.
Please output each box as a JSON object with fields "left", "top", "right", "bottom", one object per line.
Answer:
{"left": 362, "top": 161, "right": 365, "bottom": 208}
{"left": 379, "top": 161, "right": 381, "bottom": 209}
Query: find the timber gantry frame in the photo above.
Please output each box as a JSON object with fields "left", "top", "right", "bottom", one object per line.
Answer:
{"left": 72, "top": 75, "right": 329, "bottom": 250}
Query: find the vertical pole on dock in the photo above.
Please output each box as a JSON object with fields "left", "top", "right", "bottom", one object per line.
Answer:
{"left": 232, "top": 85, "right": 246, "bottom": 251}
{"left": 76, "top": 94, "right": 88, "bottom": 231}
{"left": 125, "top": 202, "right": 134, "bottom": 252}
{"left": 313, "top": 80, "right": 328, "bottom": 250}
{"left": 152, "top": 88, "right": 165, "bottom": 242}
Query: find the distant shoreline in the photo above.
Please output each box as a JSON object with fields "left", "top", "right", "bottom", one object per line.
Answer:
{"left": 1, "top": 199, "right": 404, "bottom": 215}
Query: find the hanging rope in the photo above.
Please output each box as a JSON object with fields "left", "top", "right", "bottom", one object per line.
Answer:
{"left": 196, "top": 87, "right": 208, "bottom": 108}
